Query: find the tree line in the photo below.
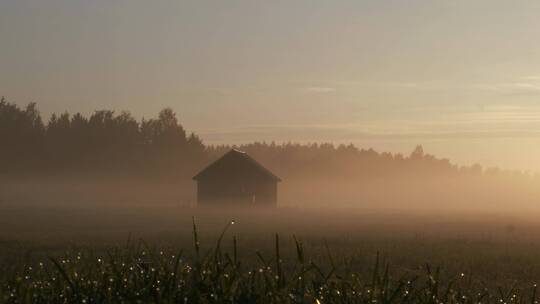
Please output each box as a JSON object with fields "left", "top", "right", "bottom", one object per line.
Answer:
{"left": 0, "top": 98, "right": 534, "bottom": 181}
{"left": 0, "top": 98, "right": 206, "bottom": 178}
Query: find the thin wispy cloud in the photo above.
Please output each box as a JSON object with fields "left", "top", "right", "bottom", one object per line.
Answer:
{"left": 303, "top": 77, "right": 540, "bottom": 96}
{"left": 197, "top": 106, "right": 540, "bottom": 144}
{"left": 521, "top": 75, "right": 540, "bottom": 81}
{"left": 198, "top": 124, "right": 540, "bottom": 145}
{"left": 302, "top": 87, "right": 337, "bottom": 94}
{"left": 206, "top": 77, "right": 540, "bottom": 97}
{"left": 495, "top": 82, "right": 540, "bottom": 96}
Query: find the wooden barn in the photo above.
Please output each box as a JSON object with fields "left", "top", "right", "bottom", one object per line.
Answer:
{"left": 193, "top": 149, "right": 281, "bottom": 207}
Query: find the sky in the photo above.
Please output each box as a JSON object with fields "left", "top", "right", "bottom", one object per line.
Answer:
{"left": 2, "top": 0, "right": 540, "bottom": 171}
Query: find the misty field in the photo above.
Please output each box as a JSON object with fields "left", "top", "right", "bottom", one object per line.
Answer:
{"left": 2, "top": 189, "right": 540, "bottom": 303}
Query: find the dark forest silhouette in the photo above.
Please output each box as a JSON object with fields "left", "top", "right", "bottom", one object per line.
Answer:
{"left": 0, "top": 97, "right": 535, "bottom": 182}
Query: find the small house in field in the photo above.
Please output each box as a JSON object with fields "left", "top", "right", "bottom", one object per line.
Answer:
{"left": 193, "top": 149, "right": 281, "bottom": 207}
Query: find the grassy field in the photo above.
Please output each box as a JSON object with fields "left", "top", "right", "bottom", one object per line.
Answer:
{"left": 2, "top": 222, "right": 539, "bottom": 303}
{"left": 2, "top": 197, "right": 540, "bottom": 303}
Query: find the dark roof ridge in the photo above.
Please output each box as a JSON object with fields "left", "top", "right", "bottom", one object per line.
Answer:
{"left": 230, "top": 148, "right": 246, "bottom": 153}
{"left": 193, "top": 149, "right": 281, "bottom": 182}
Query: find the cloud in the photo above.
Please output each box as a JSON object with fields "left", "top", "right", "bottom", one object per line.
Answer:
{"left": 468, "top": 78, "right": 540, "bottom": 96}
{"left": 196, "top": 116, "right": 540, "bottom": 145}
{"left": 312, "top": 77, "right": 540, "bottom": 96}
{"left": 302, "top": 87, "right": 337, "bottom": 94}
{"left": 497, "top": 82, "right": 540, "bottom": 96}
{"left": 521, "top": 75, "right": 540, "bottom": 81}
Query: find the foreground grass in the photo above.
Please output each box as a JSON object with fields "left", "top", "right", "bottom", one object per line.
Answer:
{"left": 1, "top": 220, "right": 538, "bottom": 304}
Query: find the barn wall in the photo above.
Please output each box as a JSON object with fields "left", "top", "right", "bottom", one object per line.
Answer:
{"left": 196, "top": 178, "right": 277, "bottom": 207}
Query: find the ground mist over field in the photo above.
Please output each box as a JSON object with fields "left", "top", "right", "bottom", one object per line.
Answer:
{"left": 2, "top": 177, "right": 540, "bottom": 286}
{"left": 2, "top": 172, "right": 540, "bottom": 211}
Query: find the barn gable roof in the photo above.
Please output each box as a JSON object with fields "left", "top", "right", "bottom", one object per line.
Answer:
{"left": 193, "top": 149, "right": 281, "bottom": 182}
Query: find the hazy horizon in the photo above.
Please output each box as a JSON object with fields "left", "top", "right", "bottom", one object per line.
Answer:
{"left": 2, "top": 0, "right": 540, "bottom": 171}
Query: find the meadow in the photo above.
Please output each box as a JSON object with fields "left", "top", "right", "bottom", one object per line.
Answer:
{"left": 2, "top": 180, "right": 540, "bottom": 303}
